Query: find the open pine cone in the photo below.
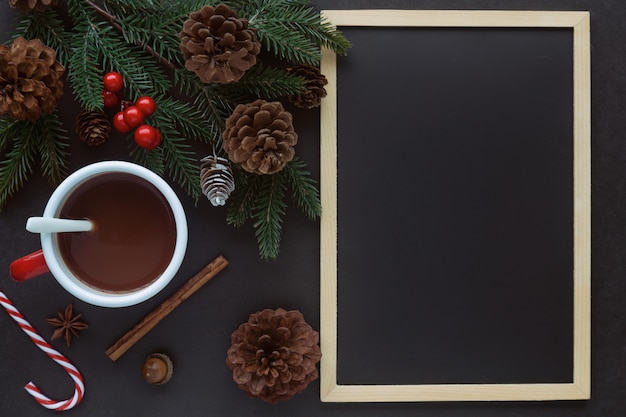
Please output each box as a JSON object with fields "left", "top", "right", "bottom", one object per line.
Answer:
{"left": 75, "top": 109, "right": 111, "bottom": 146}
{"left": 0, "top": 36, "right": 64, "bottom": 122}
{"left": 287, "top": 65, "right": 328, "bottom": 109}
{"left": 222, "top": 99, "right": 297, "bottom": 175}
{"left": 179, "top": 4, "right": 261, "bottom": 83}
{"left": 9, "top": 0, "right": 58, "bottom": 13}
{"left": 226, "top": 308, "right": 322, "bottom": 403}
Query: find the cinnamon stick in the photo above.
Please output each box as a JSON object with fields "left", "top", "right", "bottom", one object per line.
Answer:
{"left": 105, "top": 255, "right": 229, "bottom": 361}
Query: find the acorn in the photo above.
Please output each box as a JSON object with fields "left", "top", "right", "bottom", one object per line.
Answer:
{"left": 142, "top": 353, "right": 173, "bottom": 385}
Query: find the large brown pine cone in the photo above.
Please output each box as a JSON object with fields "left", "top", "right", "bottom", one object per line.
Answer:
{"left": 179, "top": 4, "right": 261, "bottom": 83}
{"left": 226, "top": 308, "right": 322, "bottom": 403}
{"left": 0, "top": 37, "right": 64, "bottom": 122}
{"left": 9, "top": 0, "right": 58, "bottom": 13}
{"left": 287, "top": 65, "right": 328, "bottom": 109}
{"left": 222, "top": 99, "right": 297, "bottom": 175}
{"left": 75, "top": 109, "right": 111, "bottom": 146}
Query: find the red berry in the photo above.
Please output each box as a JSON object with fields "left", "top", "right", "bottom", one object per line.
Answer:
{"left": 134, "top": 125, "right": 162, "bottom": 149}
{"left": 103, "top": 71, "right": 124, "bottom": 93}
{"left": 113, "top": 112, "right": 132, "bottom": 133}
{"left": 135, "top": 96, "right": 157, "bottom": 117}
{"left": 102, "top": 90, "right": 120, "bottom": 108}
{"left": 123, "top": 106, "right": 145, "bottom": 128}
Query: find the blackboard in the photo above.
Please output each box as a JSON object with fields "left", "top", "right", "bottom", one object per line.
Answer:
{"left": 319, "top": 10, "right": 590, "bottom": 402}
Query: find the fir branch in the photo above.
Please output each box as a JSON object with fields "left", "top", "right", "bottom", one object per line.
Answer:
{"left": 150, "top": 120, "right": 202, "bottom": 200}
{"left": 129, "top": 141, "right": 165, "bottom": 175}
{"left": 252, "top": 173, "right": 288, "bottom": 260}
{"left": 226, "top": 169, "right": 261, "bottom": 227}
{"left": 67, "top": 26, "right": 104, "bottom": 110}
{"left": 212, "top": 63, "right": 307, "bottom": 101}
{"left": 89, "top": 0, "right": 177, "bottom": 69}
{"left": 174, "top": 68, "right": 234, "bottom": 132}
{"left": 0, "top": 119, "right": 39, "bottom": 209}
{"left": 11, "top": 9, "right": 72, "bottom": 67}
{"left": 283, "top": 157, "right": 321, "bottom": 220}
{"left": 35, "top": 112, "right": 69, "bottom": 186}
{"left": 105, "top": 0, "right": 207, "bottom": 69}
{"left": 230, "top": 0, "right": 351, "bottom": 64}
{"left": 97, "top": 28, "right": 171, "bottom": 99}
{"left": 252, "top": 21, "right": 320, "bottom": 65}
{"left": 68, "top": 0, "right": 171, "bottom": 103}
{"left": 154, "top": 95, "right": 219, "bottom": 144}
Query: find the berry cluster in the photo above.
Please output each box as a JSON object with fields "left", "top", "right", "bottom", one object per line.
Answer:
{"left": 102, "top": 71, "right": 162, "bottom": 150}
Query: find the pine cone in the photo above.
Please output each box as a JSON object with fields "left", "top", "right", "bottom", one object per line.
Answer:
{"left": 75, "top": 109, "right": 111, "bottom": 146}
{"left": 200, "top": 155, "right": 235, "bottom": 206}
{"left": 287, "top": 65, "right": 328, "bottom": 109}
{"left": 0, "top": 37, "right": 64, "bottom": 122}
{"left": 226, "top": 308, "right": 322, "bottom": 403}
{"left": 179, "top": 4, "right": 261, "bottom": 83}
{"left": 222, "top": 99, "right": 297, "bottom": 175}
{"left": 9, "top": 0, "right": 58, "bottom": 13}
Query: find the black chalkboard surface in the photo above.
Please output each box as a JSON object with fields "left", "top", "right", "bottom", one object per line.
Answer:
{"left": 319, "top": 10, "right": 590, "bottom": 402}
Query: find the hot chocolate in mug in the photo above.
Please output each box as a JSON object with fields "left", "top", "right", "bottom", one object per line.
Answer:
{"left": 10, "top": 161, "right": 188, "bottom": 307}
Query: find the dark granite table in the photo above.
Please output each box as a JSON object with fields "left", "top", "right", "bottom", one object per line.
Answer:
{"left": 0, "top": 1, "right": 623, "bottom": 416}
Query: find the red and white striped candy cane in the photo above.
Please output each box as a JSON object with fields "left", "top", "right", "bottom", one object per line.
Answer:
{"left": 0, "top": 290, "right": 85, "bottom": 411}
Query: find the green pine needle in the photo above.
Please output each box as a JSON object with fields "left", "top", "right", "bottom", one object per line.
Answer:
{"left": 68, "top": 27, "right": 105, "bottom": 110}
{"left": 154, "top": 95, "right": 220, "bottom": 144}
{"left": 213, "top": 63, "right": 307, "bottom": 101}
{"left": 226, "top": 169, "right": 262, "bottom": 227}
{"left": 229, "top": 0, "right": 351, "bottom": 64}
{"left": 283, "top": 157, "right": 321, "bottom": 220}
{"left": 11, "top": 9, "right": 72, "bottom": 67}
{"left": 0, "top": 119, "right": 40, "bottom": 209}
{"left": 252, "top": 173, "right": 288, "bottom": 260}
{"left": 35, "top": 112, "right": 69, "bottom": 186}
{"left": 129, "top": 141, "right": 165, "bottom": 175}
{"left": 152, "top": 123, "right": 203, "bottom": 201}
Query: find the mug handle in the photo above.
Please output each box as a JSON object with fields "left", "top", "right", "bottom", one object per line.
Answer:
{"left": 10, "top": 250, "right": 50, "bottom": 281}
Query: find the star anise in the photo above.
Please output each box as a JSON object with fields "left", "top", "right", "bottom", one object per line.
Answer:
{"left": 47, "top": 303, "right": 88, "bottom": 346}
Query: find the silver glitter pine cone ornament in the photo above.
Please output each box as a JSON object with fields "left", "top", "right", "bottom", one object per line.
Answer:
{"left": 200, "top": 155, "right": 235, "bottom": 206}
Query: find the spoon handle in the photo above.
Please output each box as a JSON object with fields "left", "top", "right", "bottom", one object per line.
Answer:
{"left": 26, "top": 217, "right": 93, "bottom": 234}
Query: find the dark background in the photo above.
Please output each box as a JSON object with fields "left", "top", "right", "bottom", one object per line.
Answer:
{"left": 0, "top": 1, "right": 623, "bottom": 416}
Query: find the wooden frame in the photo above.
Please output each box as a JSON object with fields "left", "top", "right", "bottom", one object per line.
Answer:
{"left": 320, "top": 10, "right": 590, "bottom": 402}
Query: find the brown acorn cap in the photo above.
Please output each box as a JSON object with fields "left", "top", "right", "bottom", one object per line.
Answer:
{"left": 142, "top": 353, "right": 173, "bottom": 385}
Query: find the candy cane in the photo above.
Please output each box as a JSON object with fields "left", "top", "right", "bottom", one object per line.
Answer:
{"left": 0, "top": 291, "right": 85, "bottom": 411}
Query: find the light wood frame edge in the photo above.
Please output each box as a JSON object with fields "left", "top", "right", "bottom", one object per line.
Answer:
{"left": 319, "top": 10, "right": 591, "bottom": 402}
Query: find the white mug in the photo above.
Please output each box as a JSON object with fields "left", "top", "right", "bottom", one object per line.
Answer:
{"left": 10, "top": 161, "right": 188, "bottom": 308}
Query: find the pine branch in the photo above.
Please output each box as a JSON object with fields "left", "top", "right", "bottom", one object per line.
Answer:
{"left": 174, "top": 68, "right": 234, "bottom": 127}
{"left": 11, "top": 9, "right": 72, "bottom": 67}
{"left": 149, "top": 121, "right": 202, "bottom": 200}
{"left": 226, "top": 169, "right": 261, "bottom": 227}
{"left": 105, "top": 0, "right": 207, "bottom": 69}
{"left": 129, "top": 141, "right": 165, "bottom": 175}
{"left": 252, "top": 173, "right": 288, "bottom": 260}
{"left": 212, "top": 63, "right": 307, "bottom": 101}
{"left": 35, "top": 112, "right": 69, "bottom": 186}
{"left": 252, "top": 22, "right": 321, "bottom": 65}
{"left": 97, "top": 29, "right": 171, "bottom": 99}
{"left": 68, "top": 26, "right": 104, "bottom": 110}
{"left": 68, "top": 0, "right": 171, "bottom": 105}
{"left": 89, "top": 0, "right": 177, "bottom": 69}
{"left": 0, "top": 119, "right": 39, "bottom": 210}
{"left": 283, "top": 157, "right": 321, "bottom": 220}
{"left": 231, "top": 0, "right": 351, "bottom": 64}
{"left": 154, "top": 95, "right": 219, "bottom": 144}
